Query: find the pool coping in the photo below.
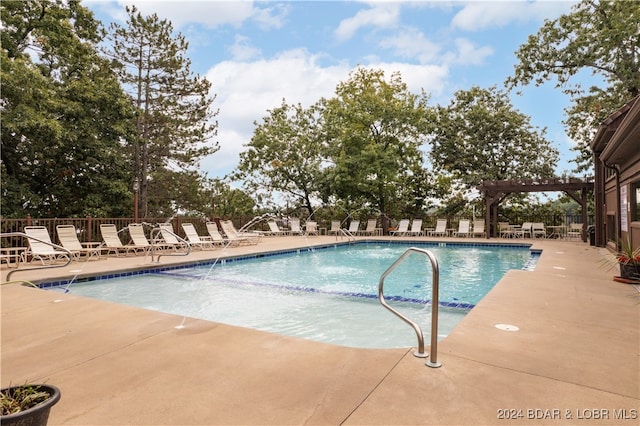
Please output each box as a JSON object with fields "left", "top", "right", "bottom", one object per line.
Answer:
{"left": 48, "top": 239, "right": 533, "bottom": 318}
{"left": 2, "top": 235, "right": 638, "bottom": 424}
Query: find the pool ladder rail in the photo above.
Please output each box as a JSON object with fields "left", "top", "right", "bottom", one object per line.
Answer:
{"left": 146, "top": 223, "right": 192, "bottom": 263}
{"left": 336, "top": 228, "right": 355, "bottom": 242}
{"left": 238, "top": 213, "right": 276, "bottom": 233}
{"left": 1, "top": 232, "right": 73, "bottom": 282}
{"left": 378, "top": 247, "right": 442, "bottom": 368}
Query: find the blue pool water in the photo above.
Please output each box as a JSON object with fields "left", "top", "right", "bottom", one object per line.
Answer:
{"left": 57, "top": 242, "right": 537, "bottom": 348}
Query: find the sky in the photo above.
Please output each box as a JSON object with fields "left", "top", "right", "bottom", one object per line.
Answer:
{"left": 85, "top": 0, "right": 584, "bottom": 182}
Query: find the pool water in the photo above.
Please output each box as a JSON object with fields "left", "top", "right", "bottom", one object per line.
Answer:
{"left": 60, "top": 242, "right": 536, "bottom": 349}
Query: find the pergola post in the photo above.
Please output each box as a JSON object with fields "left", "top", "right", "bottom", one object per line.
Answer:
{"left": 563, "top": 188, "right": 589, "bottom": 242}
{"left": 485, "top": 196, "right": 492, "bottom": 239}
{"left": 483, "top": 191, "right": 504, "bottom": 238}
{"left": 478, "top": 178, "right": 594, "bottom": 241}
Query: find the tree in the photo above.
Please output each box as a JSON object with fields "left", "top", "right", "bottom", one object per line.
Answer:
{"left": 233, "top": 100, "right": 326, "bottom": 219}
{"left": 107, "top": 6, "right": 219, "bottom": 217}
{"left": 430, "top": 86, "right": 558, "bottom": 188}
{"left": 211, "top": 180, "right": 256, "bottom": 219}
{"left": 506, "top": 0, "right": 640, "bottom": 172}
{"left": 322, "top": 68, "right": 433, "bottom": 225}
{"left": 1, "top": 0, "right": 135, "bottom": 217}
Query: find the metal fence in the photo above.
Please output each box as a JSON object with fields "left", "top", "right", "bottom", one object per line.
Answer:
{"left": 0, "top": 216, "right": 224, "bottom": 248}
{"left": 1, "top": 213, "right": 593, "bottom": 248}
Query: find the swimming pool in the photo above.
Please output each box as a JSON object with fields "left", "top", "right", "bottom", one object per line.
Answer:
{"left": 55, "top": 242, "right": 538, "bottom": 349}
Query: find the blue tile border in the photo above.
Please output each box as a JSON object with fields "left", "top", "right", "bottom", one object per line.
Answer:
{"left": 153, "top": 271, "right": 477, "bottom": 311}
{"left": 38, "top": 240, "right": 539, "bottom": 295}
{"left": 523, "top": 250, "right": 541, "bottom": 270}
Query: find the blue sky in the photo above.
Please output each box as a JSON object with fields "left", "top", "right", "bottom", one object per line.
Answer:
{"left": 85, "top": 0, "right": 583, "bottom": 181}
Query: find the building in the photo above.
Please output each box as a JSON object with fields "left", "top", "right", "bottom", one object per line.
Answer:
{"left": 590, "top": 95, "right": 640, "bottom": 249}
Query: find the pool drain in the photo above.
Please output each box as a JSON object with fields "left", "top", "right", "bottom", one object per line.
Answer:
{"left": 495, "top": 323, "right": 519, "bottom": 331}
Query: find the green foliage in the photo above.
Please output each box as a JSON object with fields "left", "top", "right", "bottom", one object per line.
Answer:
{"left": 107, "top": 6, "right": 219, "bottom": 218}
{"left": 212, "top": 180, "right": 256, "bottom": 218}
{"left": 1, "top": 0, "right": 135, "bottom": 217}
{"left": 4, "top": 1, "right": 610, "bottom": 221}
{"left": 1, "top": 384, "right": 51, "bottom": 415}
{"left": 506, "top": 0, "right": 640, "bottom": 172}
{"left": 146, "top": 170, "right": 207, "bottom": 218}
{"left": 431, "top": 86, "right": 558, "bottom": 189}
{"left": 390, "top": 167, "right": 445, "bottom": 218}
{"left": 550, "top": 192, "right": 594, "bottom": 217}
{"left": 322, "top": 68, "right": 434, "bottom": 218}
{"left": 233, "top": 100, "right": 325, "bottom": 218}
{"left": 565, "top": 85, "right": 633, "bottom": 172}
{"left": 1, "top": 0, "right": 102, "bottom": 61}
{"left": 1, "top": 1, "right": 222, "bottom": 219}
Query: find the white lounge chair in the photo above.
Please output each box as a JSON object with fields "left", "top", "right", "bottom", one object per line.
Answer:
{"left": 266, "top": 220, "right": 287, "bottom": 236}
{"left": 305, "top": 221, "right": 319, "bottom": 236}
{"left": 56, "top": 224, "right": 101, "bottom": 260}
{"left": 471, "top": 220, "right": 486, "bottom": 238}
{"left": 220, "top": 220, "right": 260, "bottom": 245}
{"left": 454, "top": 220, "right": 471, "bottom": 237}
{"left": 182, "top": 223, "right": 214, "bottom": 250}
{"left": 100, "top": 224, "right": 138, "bottom": 256}
{"left": 407, "top": 219, "right": 423, "bottom": 236}
{"left": 206, "top": 221, "right": 228, "bottom": 246}
{"left": 359, "top": 219, "right": 377, "bottom": 236}
{"left": 390, "top": 219, "right": 410, "bottom": 236}
{"left": 515, "top": 222, "right": 532, "bottom": 238}
{"left": 566, "top": 223, "right": 583, "bottom": 240}
{"left": 328, "top": 220, "right": 341, "bottom": 235}
{"left": 128, "top": 223, "right": 154, "bottom": 254}
{"left": 289, "top": 218, "right": 303, "bottom": 236}
{"left": 158, "top": 223, "right": 187, "bottom": 251}
{"left": 532, "top": 222, "right": 546, "bottom": 238}
{"left": 498, "top": 222, "right": 515, "bottom": 238}
{"left": 23, "top": 226, "right": 70, "bottom": 264}
{"left": 346, "top": 220, "right": 360, "bottom": 235}
{"left": 429, "top": 219, "right": 448, "bottom": 237}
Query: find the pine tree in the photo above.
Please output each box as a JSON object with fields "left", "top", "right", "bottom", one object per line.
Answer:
{"left": 107, "top": 6, "right": 219, "bottom": 217}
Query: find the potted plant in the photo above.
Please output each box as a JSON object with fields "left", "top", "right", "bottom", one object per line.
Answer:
{"left": 1, "top": 384, "right": 61, "bottom": 426}
{"left": 617, "top": 237, "right": 640, "bottom": 281}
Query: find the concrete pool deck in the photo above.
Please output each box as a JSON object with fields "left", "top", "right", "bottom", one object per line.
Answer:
{"left": 2, "top": 236, "right": 639, "bottom": 425}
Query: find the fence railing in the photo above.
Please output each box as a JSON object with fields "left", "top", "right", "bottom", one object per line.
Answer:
{"left": 0, "top": 217, "right": 221, "bottom": 248}
{"left": 1, "top": 213, "right": 593, "bottom": 248}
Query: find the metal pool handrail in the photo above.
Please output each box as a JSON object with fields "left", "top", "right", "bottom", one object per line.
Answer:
{"left": 337, "top": 228, "right": 355, "bottom": 241}
{"left": 145, "top": 223, "right": 192, "bottom": 263}
{"left": 378, "top": 247, "right": 442, "bottom": 368}
{"left": 1, "top": 232, "right": 73, "bottom": 281}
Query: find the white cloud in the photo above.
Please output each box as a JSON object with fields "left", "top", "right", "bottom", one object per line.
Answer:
{"left": 251, "top": 2, "right": 289, "bottom": 30}
{"left": 334, "top": 3, "right": 401, "bottom": 41}
{"left": 378, "top": 27, "right": 442, "bottom": 64}
{"left": 201, "top": 50, "right": 449, "bottom": 178}
{"left": 229, "top": 35, "right": 261, "bottom": 61}
{"left": 91, "top": 0, "right": 285, "bottom": 29}
{"left": 451, "top": 1, "right": 576, "bottom": 31}
{"left": 203, "top": 50, "right": 351, "bottom": 178}
{"left": 443, "top": 38, "right": 493, "bottom": 66}
{"left": 85, "top": 0, "right": 130, "bottom": 23}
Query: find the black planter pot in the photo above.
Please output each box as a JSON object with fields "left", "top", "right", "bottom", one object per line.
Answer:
{"left": 0, "top": 384, "right": 61, "bottom": 426}
{"left": 619, "top": 262, "right": 640, "bottom": 281}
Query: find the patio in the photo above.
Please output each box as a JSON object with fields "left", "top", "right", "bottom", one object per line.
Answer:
{"left": 2, "top": 235, "right": 639, "bottom": 425}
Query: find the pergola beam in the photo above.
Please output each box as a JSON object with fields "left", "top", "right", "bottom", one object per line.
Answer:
{"left": 478, "top": 178, "right": 594, "bottom": 241}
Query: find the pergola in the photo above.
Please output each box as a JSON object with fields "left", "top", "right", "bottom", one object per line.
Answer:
{"left": 478, "top": 177, "right": 594, "bottom": 241}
